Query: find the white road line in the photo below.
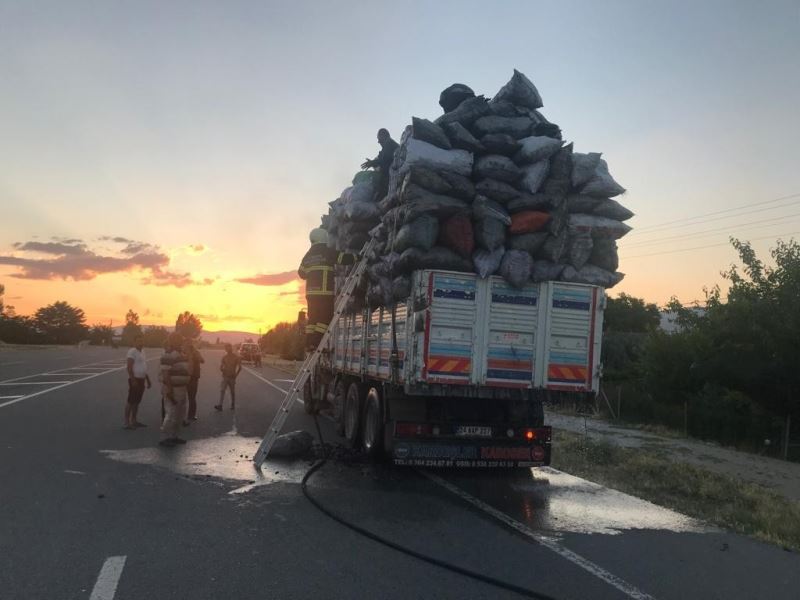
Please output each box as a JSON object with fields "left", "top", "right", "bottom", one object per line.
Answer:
{"left": 243, "top": 367, "right": 302, "bottom": 404}
{"left": 89, "top": 555, "right": 127, "bottom": 600}
{"left": 0, "top": 395, "right": 23, "bottom": 400}
{"left": 0, "top": 360, "right": 122, "bottom": 384}
{"left": 46, "top": 369, "right": 108, "bottom": 374}
{"left": 0, "top": 381, "right": 73, "bottom": 386}
{"left": 1, "top": 361, "right": 23, "bottom": 366}
{"left": 0, "top": 357, "right": 159, "bottom": 410}
{"left": 0, "top": 367, "right": 122, "bottom": 410}
{"left": 421, "top": 471, "right": 656, "bottom": 600}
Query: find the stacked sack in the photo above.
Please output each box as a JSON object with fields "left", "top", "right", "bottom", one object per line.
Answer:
{"left": 322, "top": 69, "right": 633, "bottom": 308}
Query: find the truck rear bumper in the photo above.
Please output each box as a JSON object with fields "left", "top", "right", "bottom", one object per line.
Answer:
{"left": 390, "top": 427, "right": 552, "bottom": 468}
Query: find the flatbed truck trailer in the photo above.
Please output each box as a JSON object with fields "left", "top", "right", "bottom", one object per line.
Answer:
{"left": 304, "top": 269, "right": 606, "bottom": 467}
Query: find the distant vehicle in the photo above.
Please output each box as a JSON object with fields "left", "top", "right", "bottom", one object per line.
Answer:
{"left": 238, "top": 343, "right": 262, "bottom": 366}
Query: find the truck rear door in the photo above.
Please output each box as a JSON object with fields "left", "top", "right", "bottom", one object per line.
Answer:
{"left": 478, "top": 277, "right": 540, "bottom": 388}
{"left": 539, "top": 282, "right": 604, "bottom": 392}
{"left": 417, "top": 271, "right": 478, "bottom": 385}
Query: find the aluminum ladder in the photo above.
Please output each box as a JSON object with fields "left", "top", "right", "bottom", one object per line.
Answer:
{"left": 253, "top": 240, "right": 373, "bottom": 468}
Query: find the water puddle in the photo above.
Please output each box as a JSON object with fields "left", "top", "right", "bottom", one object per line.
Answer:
{"left": 101, "top": 427, "right": 309, "bottom": 494}
{"left": 511, "top": 466, "right": 709, "bottom": 535}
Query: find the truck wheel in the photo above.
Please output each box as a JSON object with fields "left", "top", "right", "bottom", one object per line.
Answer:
{"left": 344, "top": 382, "right": 362, "bottom": 447}
{"left": 303, "top": 378, "right": 315, "bottom": 414}
{"left": 362, "top": 387, "right": 384, "bottom": 459}
{"left": 333, "top": 380, "right": 347, "bottom": 437}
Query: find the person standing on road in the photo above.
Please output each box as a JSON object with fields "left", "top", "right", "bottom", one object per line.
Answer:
{"left": 124, "top": 335, "right": 151, "bottom": 430}
{"left": 182, "top": 339, "right": 205, "bottom": 425}
{"left": 215, "top": 344, "right": 241, "bottom": 411}
{"left": 159, "top": 332, "right": 191, "bottom": 447}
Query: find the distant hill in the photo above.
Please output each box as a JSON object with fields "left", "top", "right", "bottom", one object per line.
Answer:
{"left": 200, "top": 330, "right": 260, "bottom": 345}
{"left": 112, "top": 326, "right": 258, "bottom": 346}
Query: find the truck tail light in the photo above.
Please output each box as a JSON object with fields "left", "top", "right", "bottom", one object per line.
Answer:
{"left": 525, "top": 429, "right": 536, "bottom": 440}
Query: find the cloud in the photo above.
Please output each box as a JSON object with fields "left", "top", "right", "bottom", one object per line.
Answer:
{"left": 99, "top": 236, "right": 134, "bottom": 244}
{"left": 141, "top": 268, "right": 215, "bottom": 288}
{"left": 121, "top": 241, "right": 156, "bottom": 255}
{"left": 12, "top": 241, "right": 87, "bottom": 255}
{"left": 236, "top": 270, "right": 298, "bottom": 286}
{"left": 0, "top": 236, "right": 213, "bottom": 288}
{"left": 0, "top": 248, "right": 168, "bottom": 281}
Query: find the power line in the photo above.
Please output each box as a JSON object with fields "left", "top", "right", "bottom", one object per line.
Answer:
{"left": 627, "top": 192, "right": 800, "bottom": 237}
{"left": 623, "top": 212, "right": 800, "bottom": 248}
{"left": 620, "top": 230, "right": 800, "bottom": 259}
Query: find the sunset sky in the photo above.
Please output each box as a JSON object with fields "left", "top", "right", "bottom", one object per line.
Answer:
{"left": 1, "top": 1, "right": 798, "bottom": 334}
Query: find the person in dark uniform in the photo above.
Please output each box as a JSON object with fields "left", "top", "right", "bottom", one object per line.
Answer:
{"left": 298, "top": 228, "right": 354, "bottom": 350}
{"left": 361, "top": 128, "right": 398, "bottom": 199}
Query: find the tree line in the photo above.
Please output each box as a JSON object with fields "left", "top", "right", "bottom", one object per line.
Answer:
{"left": 602, "top": 238, "right": 800, "bottom": 459}
{"left": 0, "top": 286, "right": 204, "bottom": 348}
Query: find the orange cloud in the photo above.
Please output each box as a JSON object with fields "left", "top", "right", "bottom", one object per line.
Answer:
{"left": 236, "top": 270, "right": 298, "bottom": 286}
{"left": 142, "top": 268, "right": 215, "bottom": 288}
{"left": 1, "top": 237, "right": 213, "bottom": 288}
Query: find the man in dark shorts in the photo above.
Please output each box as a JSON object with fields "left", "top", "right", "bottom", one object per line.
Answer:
{"left": 215, "top": 344, "right": 241, "bottom": 411}
{"left": 124, "top": 335, "right": 151, "bottom": 429}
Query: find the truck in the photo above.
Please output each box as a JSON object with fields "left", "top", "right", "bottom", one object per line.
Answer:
{"left": 303, "top": 269, "right": 606, "bottom": 468}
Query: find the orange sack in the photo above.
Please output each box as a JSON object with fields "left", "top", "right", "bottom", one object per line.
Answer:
{"left": 439, "top": 214, "right": 475, "bottom": 259}
{"left": 509, "top": 210, "right": 551, "bottom": 234}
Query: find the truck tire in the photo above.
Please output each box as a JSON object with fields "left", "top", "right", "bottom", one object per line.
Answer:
{"left": 362, "top": 387, "right": 384, "bottom": 459}
{"left": 303, "top": 378, "right": 315, "bottom": 414}
{"left": 344, "top": 382, "right": 362, "bottom": 447}
{"left": 333, "top": 379, "right": 347, "bottom": 437}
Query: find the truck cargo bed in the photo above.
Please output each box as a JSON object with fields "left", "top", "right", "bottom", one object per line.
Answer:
{"left": 327, "top": 270, "right": 605, "bottom": 395}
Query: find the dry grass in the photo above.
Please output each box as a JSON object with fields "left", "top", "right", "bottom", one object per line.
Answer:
{"left": 551, "top": 429, "right": 800, "bottom": 551}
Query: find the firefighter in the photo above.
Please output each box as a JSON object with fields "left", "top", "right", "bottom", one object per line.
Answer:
{"left": 298, "top": 228, "right": 354, "bottom": 350}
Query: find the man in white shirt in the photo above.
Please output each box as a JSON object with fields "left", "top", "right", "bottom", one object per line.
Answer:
{"left": 125, "top": 335, "right": 151, "bottom": 429}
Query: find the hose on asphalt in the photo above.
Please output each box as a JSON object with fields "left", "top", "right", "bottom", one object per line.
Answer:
{"left": 302, "top": 415, "right": 557, "bottom": 600}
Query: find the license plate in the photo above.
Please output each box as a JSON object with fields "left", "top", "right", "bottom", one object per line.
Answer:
{"left": 455, "top": 425, "right": 492, "bottom": 437}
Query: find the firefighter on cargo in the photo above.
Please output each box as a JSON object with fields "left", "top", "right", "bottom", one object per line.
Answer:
{"left": 298, "top": 228, "right": 353, "bottom": 349}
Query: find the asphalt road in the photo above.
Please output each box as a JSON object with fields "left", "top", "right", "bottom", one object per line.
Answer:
{"left": 1, "top": 346, "right": 799, "bottom": 600}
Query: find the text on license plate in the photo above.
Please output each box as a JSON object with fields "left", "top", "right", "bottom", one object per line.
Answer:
{"left": 455, "top": 426, "right": 492, "bottom": 437}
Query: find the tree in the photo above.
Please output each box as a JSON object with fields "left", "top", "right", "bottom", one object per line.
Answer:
{"left": 142, "top": 325, "right": 169, "bottom": 348}
{"left": 0, "top": 314, "right": 40, "bottom": 344}
{"left": 88, "top": 324, "right": 114, "bottom": 346}
{"left": 121, "top": 309, "right": 143, "bottom": 346}
{"left": 709, "top": 238, "right": 800, "bottom": 420}
{"left": 601, "top": 293, "right": 661, "bottom": 381}
{"left": 604, "top": 293, "right": 660, "bottom": 333}
{"left": 34, "top": 301, "right": 88, "bottom": 344}
{"left": 0, "top": 283, "right": 4, "bottom": 314}
{"left": 260, "top": 321, "right": 304, "bottom": 360}
{"left": 637, "top": 238, "right": 800, "bottom": 453}
{"left": 175, "top": 311, "right": 203, "bottom": 339}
